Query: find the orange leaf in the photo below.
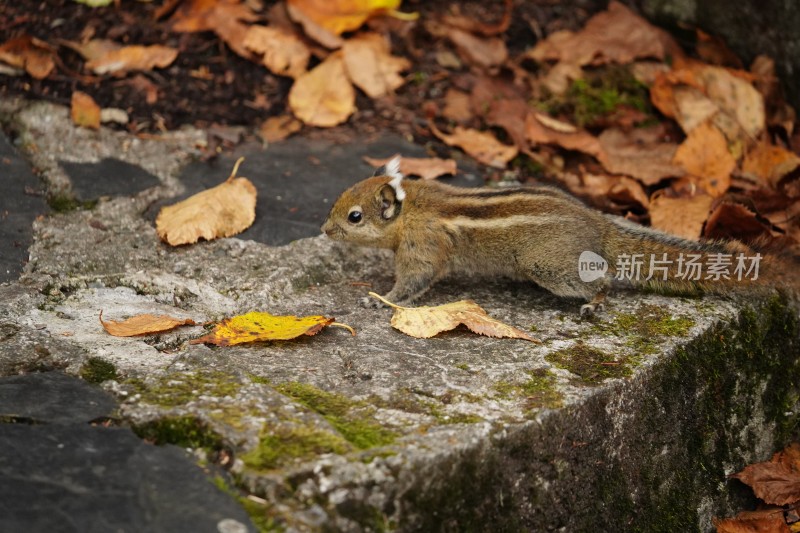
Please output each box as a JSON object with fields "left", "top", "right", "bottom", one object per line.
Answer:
{"left": 170, "top": 0, "right": 259, "bottom": 59}
{"left": 156, "top": 158, "right": 257, "bottom": 246}
{"left": 672, "top": 121, "right": 735, "bottom": 198}
{"left": 100, "top": 311, "right": 196, "bottom": 337}
{"left": 341, "top": 32, "right": 411, "bottom": 98}
{"left": 430, "top": 123, "right": 517, "bottom": 168}
{"left": 714, "top": 514, "right": 790, "bottom": 533}
{"left": 370, "top": 293, "right": 539, "bottom": 342}
{"left": 189, "top": 311, "right": 336, "bottom": 346}
{"left": 288, "top": 52, "right": 356, "bottom": 127}
{"left": 286, "top": 0, "right": 405, "bottom": 37}
{"left": 258, "top": 115, "right": 303, "bottom": 143}
{"left": 363, "top": 155, "right": 456, "bottom": 180}
{"left": 649, "top": 192, "right": 713, "bottom": 240}
{"left": 0, "top": 35, "right": 56, "bottom": 79}
{"left": 71, "top": 91, "right": 101, "bottom": 130}
{"left": 525, "top": 113, "right": 604, "bottom": 159}
{"left": 597, "top": 127, "right": 682, "bottom": 186}
{"left": 742, "top": 141, "right": 800, "bottom": 189}
{"left": 82, "top": 43, "right": 178, "bottom": 75}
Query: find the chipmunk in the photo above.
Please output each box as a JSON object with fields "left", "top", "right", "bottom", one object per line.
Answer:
{"left": 321, "top": 156, "right": 786, "bottom": 316}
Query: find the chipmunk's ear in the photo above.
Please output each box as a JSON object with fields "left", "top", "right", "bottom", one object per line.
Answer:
{"left": 373, "top": 156, "right": 406, "bottom": 201}
{"left": 376, "top": 182, "right": 401, "bottom": 220}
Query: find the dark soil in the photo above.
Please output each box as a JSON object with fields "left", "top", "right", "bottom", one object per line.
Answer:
{"left": 0, "top": 0, "right": 602, "bottom": 137}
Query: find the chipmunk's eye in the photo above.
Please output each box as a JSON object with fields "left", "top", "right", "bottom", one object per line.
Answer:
{"left": 347, "top": 210, "right": 363, "bottom": 224}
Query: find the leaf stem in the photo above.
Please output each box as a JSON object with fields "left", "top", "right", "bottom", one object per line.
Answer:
{"left": 368, "top": 291, "right": 406, "bottom": 309}
{"left": 329, "top": 322, "right": 356, "bottom": 336}
{"left": 226, "top": 156, "right": 246, "bottom": 183}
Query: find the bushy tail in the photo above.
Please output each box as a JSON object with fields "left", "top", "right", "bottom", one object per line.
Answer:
{"left": 601, "top": 216, "right": 786, "bottom": 297}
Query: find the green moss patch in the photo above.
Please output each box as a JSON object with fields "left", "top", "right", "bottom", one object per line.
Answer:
{"left": 125, "top": 371, "right": 241, "bottom": 407}
{"left": 47, "top": 193, "right": 97, "bottom": 212}
{"left": 493, "top": 368, "right": 564, "bottom": 409}
{"left": 241, "top": 425, "right": 352, "bottom": 471}
{"left": 276, "top": 382, "right": 397, "bottom": 449}
{"left": 594, "top": 304, "right": 695, "bottom": 354}
{"left": 546, "top": 341, "right": 631, "bottom": 385}
{"left": 79, "top": 357, "right": 118, "bottom": 384}
{"left": 212, "top": 475, "right": 279, "bottom": 532}
{"left": 133, "top": 415, "right": 223, "bottom": 450}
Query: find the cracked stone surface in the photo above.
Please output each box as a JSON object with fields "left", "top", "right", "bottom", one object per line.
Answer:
{"left": 1, "top": 98, "right": 799, "bottom": 531}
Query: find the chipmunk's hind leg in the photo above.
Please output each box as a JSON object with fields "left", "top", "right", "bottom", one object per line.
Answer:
{"left": 580, "top": 289, "right": 607, "bottom": 317}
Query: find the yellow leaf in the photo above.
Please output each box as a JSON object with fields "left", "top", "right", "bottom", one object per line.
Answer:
{"left": 370, "top": 293, "right": 539, "bottom": 342}
{"left": 341, "top": 32, "right": 411, "bottom": 98}
{"left": 288, "top": 52, "right": 355, "bottom": 127}
{"left": 99, "top": 311, "right": 196, "bottom": 337}
{"left": 189, "top": 311, "right": 337, "bottom": 346}
{"left": 287, "top": 0, "right": 406, "bottom": 36}
{"left": 71, "top": 91, "right": 101, "bottom": 130}
{"left": 156, "top": 158, "right": 257, "bottom": 246}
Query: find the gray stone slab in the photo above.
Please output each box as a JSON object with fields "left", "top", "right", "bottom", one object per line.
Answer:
{"left": 0, "top": 424, "right": 255, "bottom": 533}
{"left": 0, "top": 132, "right": 48, "bottom": 283}
{"left": 62, "top": 158, "right": 161, "bottom": 202}
{"left": 0, "top": 371, "right": 116, "bottom": 424}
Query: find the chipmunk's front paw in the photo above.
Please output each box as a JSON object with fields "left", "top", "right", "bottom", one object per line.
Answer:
{"left": 580, "top": 301, "right": 605, "bottom": 318}
{"left": 360, "top": 296, "right": 388, "bottom": 309}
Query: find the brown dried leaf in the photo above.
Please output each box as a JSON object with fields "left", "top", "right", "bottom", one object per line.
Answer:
{"left": 100, "top": 311, "right": 196, "bottom": 337}
{"left": 190, "top": 311, "right": 335, "bottom": 346}
{"left": 0, "top": 35, "right": 56, "bottom": 79}
{"left": 440, "top": 0, "right": 512, "bottom": 37}
{"left": 289, "top": 52, "right": 355, "bottom": 127}
{"left": 672, "top": 122, "right": 734, "bottom": 197}
{"left": 430, "top": 123, "right": 518, "bottom": 168}
{"left": 341, "top": 32, "right": 410, "bottom": 98}
{"left": 527, "top": 1, "right": 676, "bottom": 66}
{"left": 363, "top": 155, "right": 456, "bottom": 180}
{"left": 486, "top": 98, "right": 530, "bottom": 150}
{"left": 732, "top": 461, "right": 800, "bottom": 506}
{"left": 540, "top": 62, "right": 584, "bottom": 96}
{"left": 442, "top": 88, "right": 473, "bottom": 123}
{"left": 597, "top": 127, "right": 682, "bottom": 185}
{"left": 71, "top": 91, "right": 101, "bottom": 130}
{"left": 714, "top": 515, "right": 791, "bottom": 533}
{"left": 704, "top": 202, "right": 778, "bottom": 244}
{"left": 244, "top": 25, "right": 310, "bottom": 79}
{"left": 156, "top": 159, "right": 257, "bottom": 246}
{"left": 170, "top": 0, "right": 259, "bottom": 59}
{"left": 525, "top": 113, "right": 604, "bottom": 159}
{"left": 446, "top": 28, "right": 508, "bottom": 69}
{"left": 649, "top": 192, "right": 713, "bottom": 240}
{"left": 258, "top": 115, "right": 302, "bottom": 143}
{"left": 567, "top": 172, "right": 649, "bottom": 212}
{"left": 742, "top": 141, "right": 800, "bottom": 189}
{"left": 86, "top": 44, "right": 178, "bottom": 75}
{"left": 371, "top": 293, "right": 539, "bottom": 342}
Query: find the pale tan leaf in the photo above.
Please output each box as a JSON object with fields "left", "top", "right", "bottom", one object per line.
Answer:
{"left": 363, "top": 155, "right": 456, "bottom": 180}
{"left": 86, "top": 44, "right": 178, "bottom": 75}
{"left": 446, "top": 27, "right": 507, "bottom": 69}
{"left": 71, "top": 91, "right": 101, "bottom": 130}
{"left": 341, "top": 32, "right": 410, "bottom": 98}
{"left": 534, "top": 112, "right": 577, "bottom": 133}
{"left": 244, "top": 25, "right": 310, "bottom": 79}
{"left": 442, "top": 88, "right": 473, "bottom": 123}
{"left": 100, "top": 311, "right": 196, "bottom": 337}
{"left": 597, "top": 127, "right": 682, "bottom": 185}
{"left": 525, "top": 113, "right": 604, "bottom": 159}
{"left": 289, "top": 52, "right": 356, "bottom": 127}
{"left": 156, "top": 159, "right": 257, "bottom": 246}
{"left": 649, "top": 192, "right": 713, "bottom": 240}
{"left": 430, "top": 123, "right": 517, "bottom": 168}
{"left": 672, "top": 121, "right": 735, "bottom": 197}
{"left": 371, "top": 293, "right": 538, "bottom": 342}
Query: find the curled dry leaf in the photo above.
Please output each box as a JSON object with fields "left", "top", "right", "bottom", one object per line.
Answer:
{"left": 0, "top": 35, "right": 56, "bottom": 79}
{"left": 189, "top": 311, "right": 337, "bottom": 346}
{"left": 71, "top": 91, "right": 101, "bottom": 130}
{"left": 672, "top": 121, "right": 734, "bottom": 198}
{"left": 704, "top": 202, "right": 777, "bottom": 244}
{"left": 649, "top": 192, "right": 713, "bottom": 240}
{"left": 341, "top": 32, "right": 410, "bottom": 99}
{"left": 731, "top": 461, "right": 800, "bottom": 506}
{"left": 527, "top": 1, "right": 676, "bottom": 67}
{"left": 525, "top": 113, "right": 604, "bottom": 159}
{"left": 370, "top": 293, "right": 539, "bottom": 342}
{"left": 430, "top": 123, "right": 517, "bottom": 168}
{"left": 99, "top": 311, "right": 197, "bottom": 337}
{"left": 446, "top": 28, "right": 508, "bottom": 69}
{"left": 289, "top": 52, "right": 356, "bottom": 127}
{"left": 486, "top": 98, "right": 532, "bottom": 150}
{"left": 714, "top": 514, "right": 790, "bottom": 533}
{"left": 597, "top": 127, "right": 682, "bottom": 186}
{"left": 244, "top": 25, "right": 310, "bottom": 79}
{"left": 258, "top": 115, "right": 303, "bottom": 143}
{"left": 363, "top": 155, "right": 456, "bottom": 180}
{"left": 156, "top": 158, "right": 257, "bottom": 246}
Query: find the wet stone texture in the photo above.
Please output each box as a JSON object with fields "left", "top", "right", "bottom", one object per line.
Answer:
{"left": 0, "top": 99, "right": 798, "bottom": 531}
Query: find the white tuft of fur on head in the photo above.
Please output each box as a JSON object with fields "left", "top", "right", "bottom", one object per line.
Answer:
{"left": 385, "top": 156, "right": 405, "bottom": 201}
